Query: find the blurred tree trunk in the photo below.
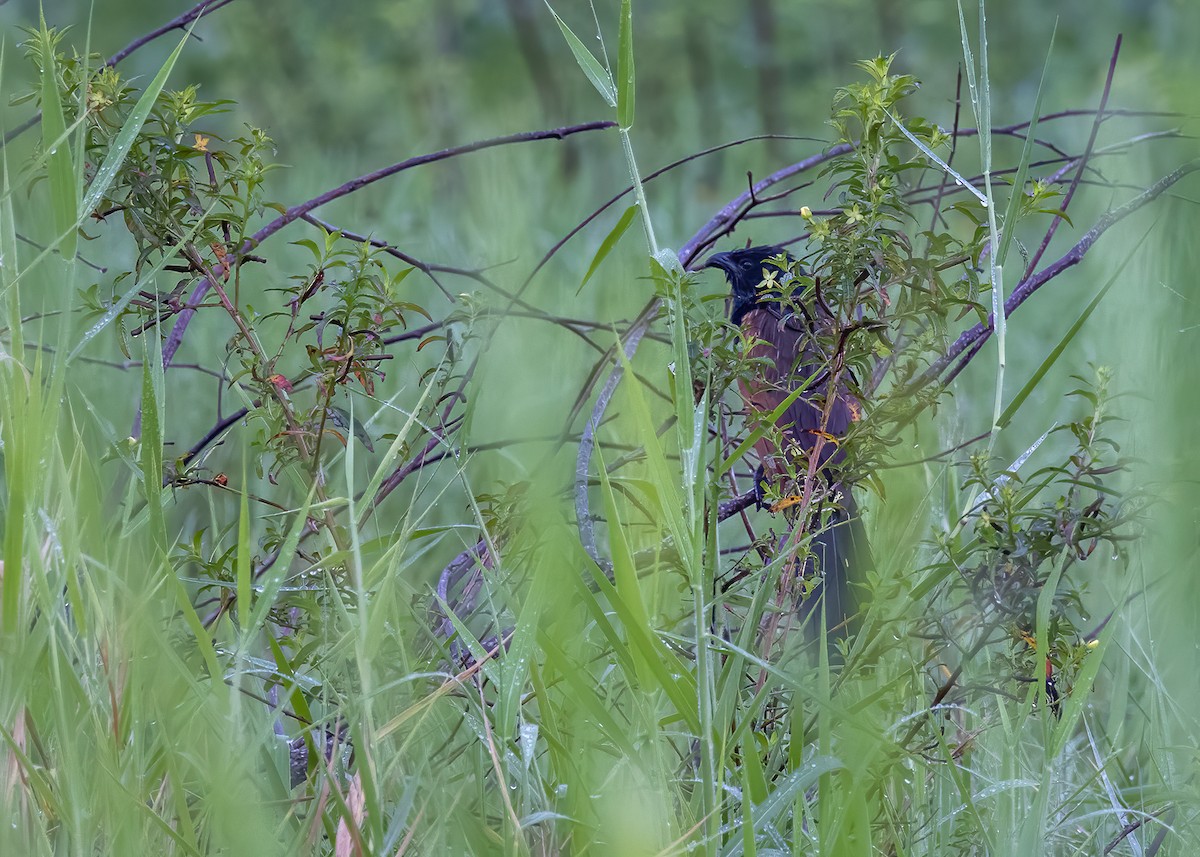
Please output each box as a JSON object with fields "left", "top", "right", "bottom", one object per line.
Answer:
{"left": 750, "top": 0, "right": 783, "bottom": 160}
{"left": 876, "top": 0, "right": 902, "bottom": 47}
{"left": 683, "top": 14, "right": 722, "bottom": 185}
{"left": 501, "top": 0, "right": 578, "bottom": 176}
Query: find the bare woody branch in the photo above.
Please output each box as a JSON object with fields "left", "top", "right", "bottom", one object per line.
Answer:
{"left": 107, "top": 0, "right": 241, "bottom": 66}
{"left": 1021, "top": 35, "right": 1123, "bottom": 280}
{"left": 920, "top": 159, "right": 1200, "bottom": 389}
{"left": 159, "top": 120, "right": 618, "bottom": 370}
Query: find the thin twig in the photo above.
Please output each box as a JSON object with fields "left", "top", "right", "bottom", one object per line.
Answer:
{"left": 918, "top": 159, "right": 1200, "bottom": 389}
{"left": 107, "top": 0, "right": 239, "bottom": 66}
{"left": 249, "top": 123, "right": 616, "bottom": 253}
{"left": 3, "top": 0, "right": 241, "bottom": 146}
{"left": 1022, "top": 36, "right": 1123, "bottom": 281}
{"left": 678, "top": 144, "right": 856, "bottom": 265}
{"left": 516, "top": 134, "right": 819, "bottom": 304}
{"left": 160, "top": 120, "right": 617, "bottom": 370}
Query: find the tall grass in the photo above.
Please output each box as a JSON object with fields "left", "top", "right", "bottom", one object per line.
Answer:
{"left": 1, "top": 2, "right": 1197, "bottom": 855}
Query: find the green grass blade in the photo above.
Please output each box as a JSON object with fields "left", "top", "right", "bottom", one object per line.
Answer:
{"left": 577, "top": 204, "right": 636, "bottom": 294}
{"left": 245, "top": 485, "right": 316, "bottom": 635}
{"left": 715, "top": 380, "right": 810, "bottom": 477}
{"left": 68, "top": 201, "right": 214, "bottom": 362}
{"left": 721, "top": 756, "right": 843, "bottom": 857}
{"left": 616, "top": 0, "right": 635, "bottom": 128}
{"left": 37, "top": 18, "right": 77, "bottom": 260}
{"left": 885, "top": 107, "right": 987, "bottom": 206}
{"left": 543, "top": 3, "right": 616, "bottom": 106}
{"left": 957, "top": 3, "right": 980, "bottom": 128}
{"left": 139, "top": 333, "right": 167, "bottom": 553}
{"left": 80, "top": 27, "right": 194, "bottom": 217}
{"left": 235, "top": 454, "right": 252, "bottom": 631}
{"left": 597, "top": 454, "right": 655, "bottom": 684}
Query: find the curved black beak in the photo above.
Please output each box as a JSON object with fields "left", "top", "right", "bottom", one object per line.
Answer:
{"left": 703, "top": 251, "right": 737, "bottom": 275}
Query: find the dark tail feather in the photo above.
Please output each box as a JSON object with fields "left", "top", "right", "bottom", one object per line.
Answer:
{"left": 799, "top": 492, "right": 869, "bottom": 634}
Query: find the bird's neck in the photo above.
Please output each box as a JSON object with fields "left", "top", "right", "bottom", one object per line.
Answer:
{"left": 731, "top": 291, "right": 784, "bottom": 326}
{"left": 730, "top": 295, "right": 758, "bottom": 325}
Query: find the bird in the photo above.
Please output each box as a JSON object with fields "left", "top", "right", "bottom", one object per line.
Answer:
{"left": 705, "top": 245, "right": 867, "bottom": 630}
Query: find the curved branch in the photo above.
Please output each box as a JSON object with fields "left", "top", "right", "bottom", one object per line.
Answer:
{"left": 574, "top": 308, "right": 655, "bottom": 569}
{"left": 107, "top": 0, "right": 240, "bottom": 66}
{"left": 4, "top": 0, "right": 242, "bottom": 146}
{"left": 516, "top": 134, "right": 821, "bottom": 305}
{"left": 1021, "top": 35, "right": 1122, "bottom": 280}
{"left": 917, "top": 159, "right": 1200, "bottom": 389}
{"left": 244, "top": 121, "right": 616, "bottom": 255}
{"left": 678, "top": 144, "right": 855, "bottom": 265}
{"left": 160, "top": 120, "right": 616, "bottom": 369}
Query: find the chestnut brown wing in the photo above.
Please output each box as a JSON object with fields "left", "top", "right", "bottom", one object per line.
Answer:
{"left": 737, "top": 307, "right": 854, "bottom": 473}
{"left": 733, "top": 305, "right": 867, "bottom": 631}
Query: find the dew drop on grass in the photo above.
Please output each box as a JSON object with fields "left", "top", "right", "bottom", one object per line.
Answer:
{"left": 519, "top": 722, "right": 538, "bottom": 761}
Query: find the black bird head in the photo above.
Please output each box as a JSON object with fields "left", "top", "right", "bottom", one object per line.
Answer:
{"left": 704, "top": 245, "right": 793, "bottom": 324}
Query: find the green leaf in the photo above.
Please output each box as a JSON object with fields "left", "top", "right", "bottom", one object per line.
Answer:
{"left": 1050, "top": 618, "right": 1113, "bottom": 757}
{"left": 885, "top": 107, "right": 986, "bottom": 206}
{"left": 235, "top": 454, "right": 252, "bottom": 631}
{"left": 543, "top": 3, "right": 616, "bottom": 107}
{"left": 329, "top": 406, "right": 375, "bottom": 453}
{"left": 80, "top": 26, "right": 194, "bottom": 218}
{"left": 68, "top": 201, "right": 215, "bottom": 362}
{"left": 140, "top": 334, "right": 167, "bottom": 553}
{"left": 290, "top": 238, "right": 324, "bottom": 264}
{"left": 617, "top": 0, "right": 636, "bottom": 128}
{"left": 577, "top": 205, "right": 636, "bottom": 294}
{"left": 245, "top": 485, "right": 316, "bottom": 639}
{"left": 1035, "top": 208, "right": 1073, "bottom": 227}
{"left": 579, "top": 525, "right": 701, "bottom": 734}
{"left": 37, "top": 19, "right": 77, "bottom": 260}
{"left": 721, "top": 756, "right": 844, "bottom": 857}
{"left": 716, "top": 379, "right": 813, "bottom": 476}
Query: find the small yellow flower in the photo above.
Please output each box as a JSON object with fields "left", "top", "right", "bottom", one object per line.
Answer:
{"left": 193, "top": 134, "right": 210, "bottom": 152}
